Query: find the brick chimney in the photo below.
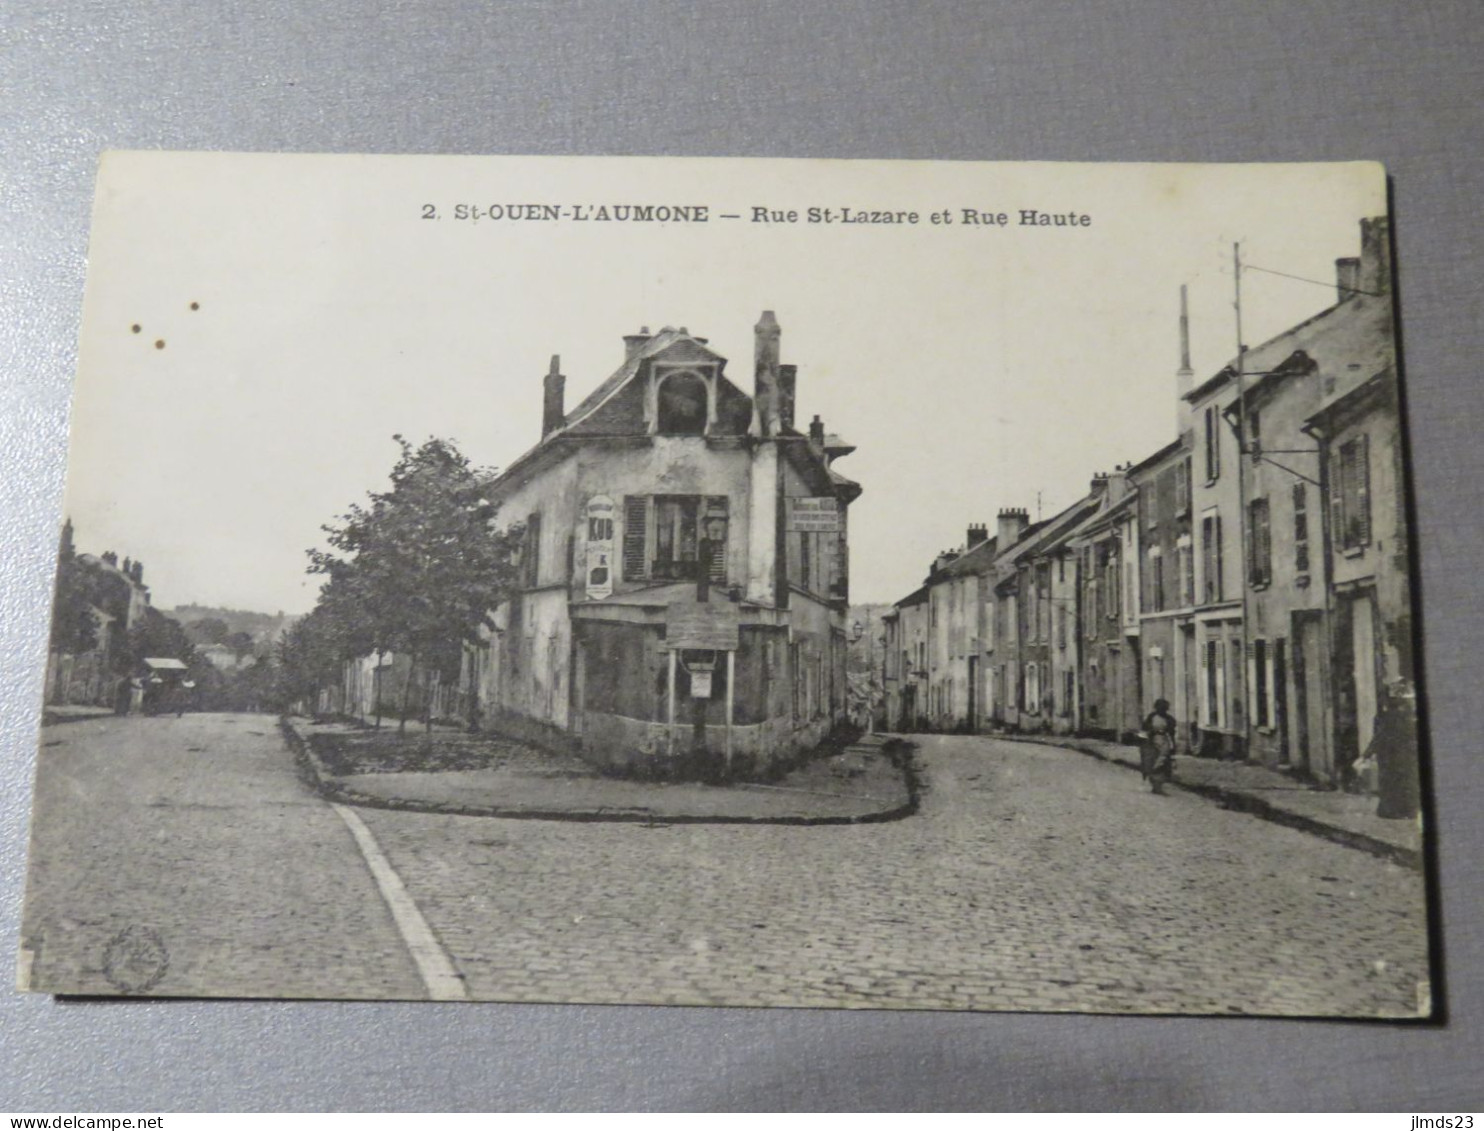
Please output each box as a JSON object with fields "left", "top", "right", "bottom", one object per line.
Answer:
{"left": 967, "top": 523, "right": 989, "bottom": 549}
{"left": 623, "top": 326, "right": 651, "bottom": 359}
{"left": 997, "top": 508, "right": 1029, "bottom": 550}
{"left": 1357, "top": 216, "right": 1391, "bottom": 297}
{"left": 808, "top": 414, "right": 825, "bottom": 448}
{"left": 1335, "top": 257, "right": 1361, "bottom": 302}
{"left": 754, "top": 310, "right": 781, "bottom": 436}
{"left": 1176, "top": 284, "right": 1194, "bottom": 437}
{"left": 777, "top": 364, "right": 797, "bottom": 431}
{"left": 932, "top": 549, "right": 960, "bottom": 575}
{"left": 542, "top": 354, "right": 565, "bottom": 437}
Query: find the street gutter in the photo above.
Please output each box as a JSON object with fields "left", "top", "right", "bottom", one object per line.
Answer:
{"left": 993, "top": 732, "right": 1422, "bottom": 871}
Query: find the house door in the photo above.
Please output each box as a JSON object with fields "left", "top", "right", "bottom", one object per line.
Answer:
{"left": 1351, "top": 593, "right": 1379, "bottom": 757}
{"left": 1273, "top": 638, "right": 1289, "bottom": 766}
{"left": 967, "top": 656, "right": 979, "bottom": 730}
{"left": 1293, "top": 612, "right": 1328, "bottom": 780}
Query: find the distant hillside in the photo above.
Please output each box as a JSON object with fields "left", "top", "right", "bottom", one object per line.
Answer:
{"left": 165, "top": 605, "right": 300, "bottom": 651}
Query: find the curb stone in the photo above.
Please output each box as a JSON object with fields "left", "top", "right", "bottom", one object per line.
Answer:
{"left": 993, "top": 731, "right": 1421, "bottom": 871}
{"left": 279, "top": 716, "right": 921, "bottom": 827}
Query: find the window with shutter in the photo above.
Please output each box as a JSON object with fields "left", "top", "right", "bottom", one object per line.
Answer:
{"left": 1204, "top": 407, "right": 1221, "bottom": 481}
{"left": 1248, "top": 498, "right": 1271, "bottom": 587}
{"left": 523, "top": 513, "right": 542, "bottom": 587}
{"left": 704, "top": 496, "right": 729, "bottom": 583}
{"left": 1293, "top": 482, "right": 1310, "bottom": 574}
{"left": 622, "top": 496, "right": 648, "bottom": 581}
{"left": 1336, "top": 434, "right": 1372, "bottom": 551}
{"left": 1213, "top": 515, "right": 1224, "bottom": 600}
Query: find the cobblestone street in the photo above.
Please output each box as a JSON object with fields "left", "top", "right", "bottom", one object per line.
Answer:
{"left": 21, "top": 716, "right": 1430, "bottom": 1016}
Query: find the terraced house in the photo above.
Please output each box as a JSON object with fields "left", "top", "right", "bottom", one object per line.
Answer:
{"left": 880, "top": 217, "right": 1417, "bottom": 811}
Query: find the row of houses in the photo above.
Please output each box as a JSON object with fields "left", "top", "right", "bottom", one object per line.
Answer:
{"left": 883, "top": 217, "right": 1419, "bottom": 812}
{"left": 44, "top": 520, "right": 154, "bottom": 709}
{"left": 321, "top": 311, "right": 861, "bottom": 778}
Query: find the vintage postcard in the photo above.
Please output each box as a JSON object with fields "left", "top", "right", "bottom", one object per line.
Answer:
{"left": 19, "top": 152, "right": 1430, "bottom": 1015}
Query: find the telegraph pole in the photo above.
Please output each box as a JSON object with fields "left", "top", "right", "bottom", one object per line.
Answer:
{"left": 1233, "top": 241, "right": 1252, "bottom": 760}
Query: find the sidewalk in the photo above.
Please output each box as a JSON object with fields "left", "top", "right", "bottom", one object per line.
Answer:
{"left": 999, "top": 732, "right": 1424, "bottom": 869}
{"left": 40, "top": 704, "right": 117, "bottom": 725}
{"left": 282, "top": 717, "right": 918, "bottom": 825}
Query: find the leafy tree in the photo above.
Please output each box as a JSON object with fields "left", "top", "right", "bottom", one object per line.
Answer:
{"left": 224, "top": 630, "right": 256, "bottom": 659}
{"left": 185, "top": 617, "right": 230, "bottom": 646}
{"left": 50, "top": 541, "right": 100, "bottom": 656}
{"left": 306, "top": 436, "right": 523, "bottom": 731}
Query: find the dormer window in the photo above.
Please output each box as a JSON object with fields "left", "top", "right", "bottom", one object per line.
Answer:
{"left": 656, "top": 371, "right": 708, "bottom": 434}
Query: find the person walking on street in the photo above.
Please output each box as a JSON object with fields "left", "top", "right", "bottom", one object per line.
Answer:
{"left": 1141, "top": 698, "right": 1177, "bottom": 795}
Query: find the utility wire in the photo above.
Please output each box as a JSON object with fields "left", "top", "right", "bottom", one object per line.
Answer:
{"left": 1242, "top": 262, "right": 1385, "bottom": 298}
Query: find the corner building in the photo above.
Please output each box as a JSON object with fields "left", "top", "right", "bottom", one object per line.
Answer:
{"left": 465, "top": 313, "right": 860, "bottom": 776}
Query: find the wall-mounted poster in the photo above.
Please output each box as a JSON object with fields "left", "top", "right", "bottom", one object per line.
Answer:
{"left": 18, "top": 152, "right": 1430, "bottom": 1020}
{"left": 584, "top": 495, "right": 615, "bottom": 600}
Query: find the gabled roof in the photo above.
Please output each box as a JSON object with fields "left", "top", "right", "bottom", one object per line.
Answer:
{"left": 894, "top": 584, "right": 930, "bottom": 609}
{"left": 1127, "top": 435, "right": 1186, "bottom": 478}
{"left": 562, "top": 328, "right": 727, "bottom": 433}
{"left": 1186, "top": 290, "right": 1393, "bottom": 407}
{"left": 943, "top": 535, "right": 998, "bottom": 578}
{"left": 488, "top": 327, "right": 746, "bottom": 495}
{"left": 1001, "top": 497, "right": 1100, "bottom": 567}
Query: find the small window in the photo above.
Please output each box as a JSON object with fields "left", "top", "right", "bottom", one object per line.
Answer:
{"left": 1201, "top": 514, "right": 1223, "bottom": 603}
{"left": 656, "top": 371, "right": 708, "bottom": 434}
{"left": 1293, "top": 482, "right": 1310, "bottom": 575}
{"left": 522, "top": 512, "right": 542, "bottom": 587}
{"left": 1335, "top": 434, "right": 1372, "bottom": 551}
{"left": 1204, "top": 406, "right": 1221, "bottom": 482}
{"left": 1175, "top": 457, "right": 1191, "bottom": 516}
{"left": 1248, "top": 497, "right": 1272, "bottom": 587}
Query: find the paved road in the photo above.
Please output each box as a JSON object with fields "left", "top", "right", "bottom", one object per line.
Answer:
{"left": 20, "top": 718, "right": 1430, "bottom": 1016}
{"left": 21, "top": 713, "right": 425, "bottom": 999}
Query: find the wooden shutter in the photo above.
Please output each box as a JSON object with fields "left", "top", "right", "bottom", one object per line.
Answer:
{"left": 705, "top": 496, "right": 728, "bottom": 582}
{"left": 1293, "top": 483, "right": 1309, "bottom": 573}
{"left": 524, "top": 512, "right": 542, "bottom": 587}
{"left": 1354, "top": 433, "right": 1371, "bottom": 545}
{"left": 622, "top": 496, "right": 648, "bottom": 581}
{"left": 1213, "top": 515, "right": 1224, "bottom": 600}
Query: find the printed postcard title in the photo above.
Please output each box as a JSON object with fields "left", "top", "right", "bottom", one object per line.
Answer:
{"left": 419, "top": 202, "right": 1092, "bottom": 228}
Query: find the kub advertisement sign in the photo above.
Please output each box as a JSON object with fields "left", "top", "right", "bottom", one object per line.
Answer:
{"left": 787, "top": 496, "right": 840, "bottom": 532}
{"left": 585, "top": 495, "right": 615, "bottom": 600}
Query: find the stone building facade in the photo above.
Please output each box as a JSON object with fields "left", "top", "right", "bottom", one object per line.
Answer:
{"left": 460, "top": 313, "right": 860, "bottom": 776}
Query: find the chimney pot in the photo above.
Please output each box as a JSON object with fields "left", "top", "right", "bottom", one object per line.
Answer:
{"left": 623, "top": 328, "right": 652, "bottom": 359}
{"left": 996, "top": 509, "right": 1029, "bottom": 549}
{"left": 754, "top": 310, "right": 782, "bottom": 436}
{"left": 1357, "top": 216, "right": 1391, "bottom": 297}
{"left": 542, "top": 356, "right": 566, "bottom": 437}
{"left": 777, "top": 364, "right": 797, "bottom": 431}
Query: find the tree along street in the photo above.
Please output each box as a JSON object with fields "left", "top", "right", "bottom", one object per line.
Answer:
{"left": 22, "top": 718, "right": 1428, "bottom": 1014}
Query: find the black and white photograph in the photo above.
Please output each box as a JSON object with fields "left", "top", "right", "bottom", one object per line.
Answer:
{"left": 18, "top": 151, "right": 1429, "bottom": 1017}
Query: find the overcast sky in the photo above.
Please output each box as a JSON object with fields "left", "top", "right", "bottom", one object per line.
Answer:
{"left": 61, "top": 153, "right": 1386, "bottom": 613}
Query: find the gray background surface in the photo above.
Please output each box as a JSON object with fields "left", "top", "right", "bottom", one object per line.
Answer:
{"left": 2, "top": 0, "right": 1480, "bottom": 1112}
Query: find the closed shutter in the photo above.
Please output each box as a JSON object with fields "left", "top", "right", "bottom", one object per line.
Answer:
{"left": 1354, "top": 433, "right": 1371, "bottom": 545}
{"left": 705, "top": 496, "right": 728, "bottom": 582}
{"left": 1213, "top": 515, "right": 1224, "bottom": 600}
{"left": 622, "top": 496, "right": 648, "bottom": 581}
